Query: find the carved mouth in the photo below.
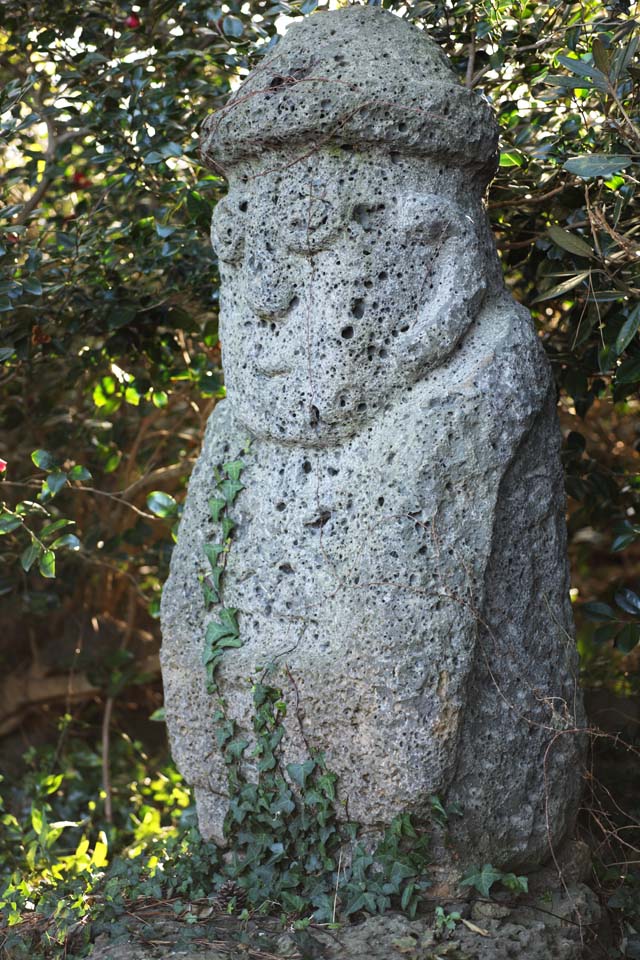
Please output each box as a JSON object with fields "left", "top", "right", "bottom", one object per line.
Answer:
{"left": 255, "top": 365, "right": 290, "bottom": 379}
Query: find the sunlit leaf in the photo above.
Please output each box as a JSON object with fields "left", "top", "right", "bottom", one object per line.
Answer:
{"left": 147, "top": 491, "right": 178, "bottom": 517}
{"left": 38, "top": 549, "right": 56, "bottom": 578}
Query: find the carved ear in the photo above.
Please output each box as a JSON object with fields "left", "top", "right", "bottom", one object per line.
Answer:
{"left": 401, "top": 225, "right": 487, "bottom": 372}
{"left": 211, "top": 197, "right": 245, "bottom": 264}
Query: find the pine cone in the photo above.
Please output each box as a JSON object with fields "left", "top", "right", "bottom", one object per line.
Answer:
{"left": 216, "top": 879, "right": 247, "bottom": 912}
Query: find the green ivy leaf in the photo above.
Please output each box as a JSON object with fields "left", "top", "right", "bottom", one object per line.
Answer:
{"left": 499, "top": 872, "right": 528, "bottom": 894}
{"left": 222, "top": 459, "right": 244, "bottom": 482}
{"left": 460, "top": 863, "right": 504, "bottom": 898}
{"left": 208, "top": 497, "right": 226, "bottom": 522}
{"left": 221, "top": 516, "right": 235, "bottom": 539}
{"left": 287, "top": 759, "right": 316, "bottom": 789}
{"left": 220, "top": 478, "right": 244, "bottom": 505}
{"left": 204, "top": 543, "right": 225, "bottom": 567}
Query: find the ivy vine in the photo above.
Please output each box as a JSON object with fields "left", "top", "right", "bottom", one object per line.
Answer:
{"left": 198, "top": 450, "right": 443, "bottom": 921}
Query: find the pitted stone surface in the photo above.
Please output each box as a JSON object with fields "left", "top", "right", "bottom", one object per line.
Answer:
{"left": 161, "top": 7, "right": 584, "bottom": 872}
{"left": 87, "top": 888, "right": 601, "bottom": 960}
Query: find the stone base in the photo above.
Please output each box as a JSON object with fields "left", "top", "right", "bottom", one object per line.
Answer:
{"left": 83, "top": 884, "right": 601, "bottom": 960}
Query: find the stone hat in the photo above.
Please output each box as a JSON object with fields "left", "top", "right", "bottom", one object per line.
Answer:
{"left": 200, "top": 6, "right": 499, "bottom": 181}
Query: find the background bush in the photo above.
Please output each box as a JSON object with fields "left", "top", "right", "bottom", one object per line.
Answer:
{"left": 1, "top": 0, "right": 639, "bottom": 953}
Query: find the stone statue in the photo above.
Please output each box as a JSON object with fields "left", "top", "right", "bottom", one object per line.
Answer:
{"left": 161, "top": 6, "right": 584, "bottom": 876}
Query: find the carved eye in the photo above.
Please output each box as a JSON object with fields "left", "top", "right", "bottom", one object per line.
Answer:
{"left": 211, "top": 197, "right": 245, "bottom": 263}
{"left": 284, "top": 197, "right": 345, "bottom": 254}
{"left": 399, "top": 195, "right": 457, "bottom": 244}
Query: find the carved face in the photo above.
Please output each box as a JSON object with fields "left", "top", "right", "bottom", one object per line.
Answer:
{"left": 211, "top": 153, "right": 487, "bottom": 445}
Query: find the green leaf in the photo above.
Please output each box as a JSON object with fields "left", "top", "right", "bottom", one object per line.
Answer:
{"left": 204, "top": 543, "right": 225, "bottom": 567}
{"left": 31, "top": 449, "right": 59, "bottom": 470}
{"left": 40, "top": 518, "right": 74, "bottom": 539}
{"left": 531, "top": 271, "right": 590, "bottom": 303}
{"left": 31, "top": 805, "right": 43, "bottom": 835}
{"left": 147, "top": 491, "right": 178, "bottom": 517}
{"left": 23, "top": 277, "right": 42, "bottom": 296}
{"left": 68, "top": 465, "right": 92, "bottom": 481}
{"left": 556, "top": 53, "right": 608, "bottom": 87}
{"left": 223, "top": 459, "right": 245, "bottom": 482}
{"left": 160, "top": 141, "right": 182, "bottom": 158}
{"left": 208, "top": 497, "right": 226, "bottom": 522}
{"left": 400, "top": 882, "right": 416, "bottom": 911}
{"left": 500, "top": 873, "right": 528, "bottom": 894}
{"left": 222, "top": 15, "right": 243, "bottom": 37}
{"left": 612, "top": 522, "right": 640, "bottom": 552}
{"left": 220, "top": 478, "right": 244, "bottom": 504}
{"left": 615, "top": 623, "right": 640, "bottom": 654}
{"left": 221, "top": 516, "right": 235, "bottom": 539}
{"left": 219, "top": 607, "right": 239, "bottom": 632}
{"left": 144, "top": 150, "right": 164, "bottom": 165}
{"left": 214, "top": 634, "right": 244, "bottom": 651}
{"left": 205, "top": 615, "right": 239, "bottom": 652}
{"left": 594, "top": 623, "right": 619, "bottom": 644}
{"left": 41, "top": 773, "right": 63, "bottom": 795}
{"left": 460, "top": 863, "right": 503, "bottom": 898}
{"left": 44, "top": 472, "right": 68, "bottom": 496}
{"left": 38, "top": 549, "right": 56, "bottom": 578}
{"left": 581, "top": 601, "right": 616, "bottom": 622}
{"left": 591, "top": 38, "right": 610, "bottom": 74}
{"left": 0, "top": 513, "right": 22, "bottom": 534}
{"left": 547, "top": 224, "right": 594, "bottom": 259}
{"left": 287, "top": 759, "right": 316, "bottom": 789}
{"left": 615, "top": 355, "right": 640, "bottom": 385}
{"left": 21, "top": 541, "right": 41, "bottom": 572}
{"left": 499, "top": 150, "right": 524, "bottom": 167}
{"left": 226, "top": 738, "right": 249, "bottom": 759}
{"left": 50, "top": 533, "right": 80, "bottom": 551}
{"left": 616, "top": 307, "right": 640, "bottom": 356}
{"left": 564, "top": 155, "right": 632, "bottom": 179}
{"left": 208, "top": 565, "right": 224, "bottom": 596}
{"left": 614, "top": 588, "right": 640, "bottom": 616}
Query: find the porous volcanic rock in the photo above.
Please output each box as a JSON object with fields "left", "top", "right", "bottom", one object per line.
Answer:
{"left": 161, "top": 6, "right": 585, "bottom": 874}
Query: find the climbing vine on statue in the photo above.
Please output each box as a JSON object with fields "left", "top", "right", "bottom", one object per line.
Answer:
{"left": 198, "top": 453, "right": 435, "bottom": 920}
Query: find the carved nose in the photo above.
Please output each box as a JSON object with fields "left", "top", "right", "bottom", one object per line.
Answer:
{"left": 244, "top": 248, "right": 296, "bottom": 320}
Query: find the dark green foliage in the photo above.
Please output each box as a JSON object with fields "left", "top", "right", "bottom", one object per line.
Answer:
{"left": 1, "top": 0, "right": 640, "bottom": 955}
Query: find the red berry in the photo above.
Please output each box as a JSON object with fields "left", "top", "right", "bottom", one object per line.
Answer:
{"left": 73, "top": 171, "right": 91, "bottom": 188}
{"left": 125, "top": 13, "right": 140, "bottom": 28}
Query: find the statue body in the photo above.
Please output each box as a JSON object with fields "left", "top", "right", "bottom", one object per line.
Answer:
{"left": 161, "top": 8, "right": 584, "bottom": 873}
